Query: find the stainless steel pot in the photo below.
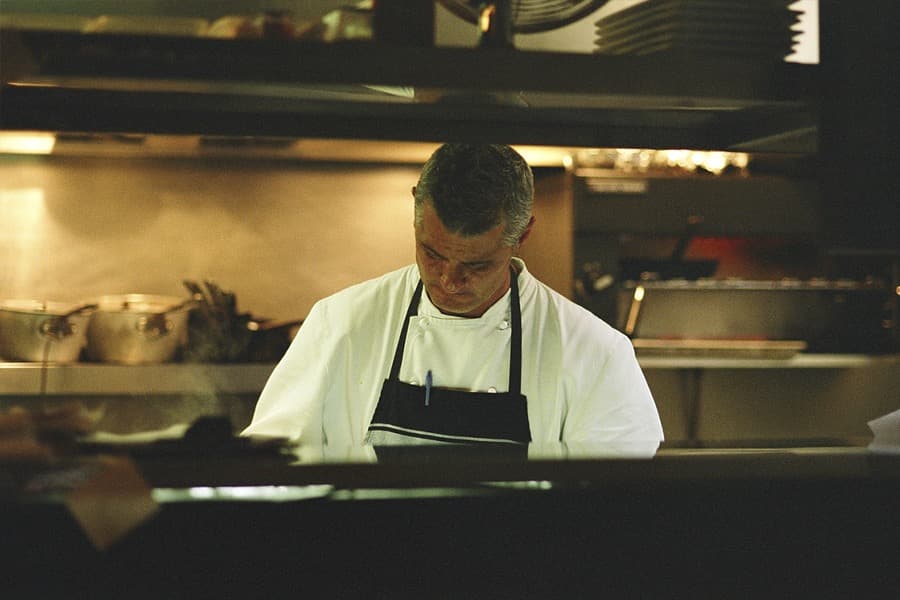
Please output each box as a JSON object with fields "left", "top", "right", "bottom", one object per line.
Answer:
{"left": 86, "top": 294, "right": 193, "bottom": 364}
{"left": 0, "top": 300, "right": 96, "bottom": 362}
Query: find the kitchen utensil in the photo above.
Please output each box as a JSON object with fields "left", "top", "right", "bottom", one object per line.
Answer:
{"left": 85, "top": 294, "right": 193, "bottom": 364}
{"left": 181, "top": 279, "right": 301, "bottom": 363}
{"left": 245, "top": 318, "right": 303, "bottom": 362}
{"left": 0, "top": 300, "right": 97, "bottom": 362}
{"left": 182, "top": 279, "right": 252, "bottom": 362}
{"left": 593, "top": 0, "right": 802, "bottom": 61}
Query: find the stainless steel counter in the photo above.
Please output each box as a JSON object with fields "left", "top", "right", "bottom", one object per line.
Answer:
{"left": 2, "top": 354, "right": 897, "bottom": 395}
{"left": 0, "top": 362, "right": 273, "bottom": 395}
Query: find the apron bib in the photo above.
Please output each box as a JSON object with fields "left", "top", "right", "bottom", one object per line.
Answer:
{"left": 367, "top": 270, "right": 531, "bottom": 446}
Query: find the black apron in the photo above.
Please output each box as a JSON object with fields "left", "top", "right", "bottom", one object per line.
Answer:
{"left": 367, "top": 269, "right": 531, "bottom": 446}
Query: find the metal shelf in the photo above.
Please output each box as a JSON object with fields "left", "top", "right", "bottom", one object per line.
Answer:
{"left": 0, "top": 362, "right": 274, "bottom": 395}
{"left": 0, "top": 29, "right": 819, "bottom": 151}
{"left": 2, "top": 354, "right": 897, "bottom": 396}
{"left": 637, "top": 353, "right": 900, "bottom": 369}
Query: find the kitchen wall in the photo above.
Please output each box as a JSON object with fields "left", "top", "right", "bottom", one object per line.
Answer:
{"left": 0, "top": 155, "right": 415, "bottom": 320}
{"left": 0, "top": 153, "right": 571, "bottom": 322}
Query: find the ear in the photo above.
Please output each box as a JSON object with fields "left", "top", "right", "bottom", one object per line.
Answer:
{"left": 517, "top": 215, "right": 536, "bottom": 247}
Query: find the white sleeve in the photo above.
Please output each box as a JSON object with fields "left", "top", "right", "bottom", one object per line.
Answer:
{"left": 563, "top": 333, "right": 664, "bottom": 455}
{"left": 240, "top": 300, "right": 334, "bottom": 444}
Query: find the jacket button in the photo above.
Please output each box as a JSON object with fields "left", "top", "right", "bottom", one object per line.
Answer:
{"left": 498, "top": 320, "right": 509, "bottom": 330}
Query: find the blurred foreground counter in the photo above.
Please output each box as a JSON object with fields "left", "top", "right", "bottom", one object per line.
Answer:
{"left": 2, "top": 441, "right": 900, "bottom": 599}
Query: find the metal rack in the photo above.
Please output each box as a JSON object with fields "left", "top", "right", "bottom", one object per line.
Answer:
{"left": 1, "top": 28, "right": 818, "bottom": 151}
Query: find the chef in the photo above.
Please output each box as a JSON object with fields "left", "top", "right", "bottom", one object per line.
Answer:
{"left": 243, "top": 143, "right": 663, "bottom": 452}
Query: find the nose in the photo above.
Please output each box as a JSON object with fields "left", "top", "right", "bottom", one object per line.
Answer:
{"left": 440, "top": 263, "right": 466, "bottom": 292}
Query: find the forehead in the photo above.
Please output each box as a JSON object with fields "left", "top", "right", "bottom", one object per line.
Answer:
{"left": 416, "top": 202, "right": 508, "bottom": 261}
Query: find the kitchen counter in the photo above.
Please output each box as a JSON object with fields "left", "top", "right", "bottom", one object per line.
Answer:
{"left": 108, "top": 443, "right": 900, "bottom": 488}
{"left": 2, "top": 445, "right": 899, "bottom": 598}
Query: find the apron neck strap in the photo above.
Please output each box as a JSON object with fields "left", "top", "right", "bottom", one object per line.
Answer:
{"left": 508, "top": 267, "right": 522, "bottom": 396}
{"left": 389, "top": 280, "right": 424, "bottom": 380}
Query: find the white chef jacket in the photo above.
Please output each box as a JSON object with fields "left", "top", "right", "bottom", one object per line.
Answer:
{"left": 242, "top": 259, "right": 664, "bottom": 452}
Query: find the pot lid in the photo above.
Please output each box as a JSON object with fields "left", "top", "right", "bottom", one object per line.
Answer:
{"left": 0, "top": 299, "right": 91, "bottom": 315}
{"left": 93, "top": 294, "right": 192, "bottom": 313}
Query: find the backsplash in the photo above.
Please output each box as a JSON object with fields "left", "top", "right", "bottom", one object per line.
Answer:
{"left": 0, "top": 155, "right": 420, "bottom": 322}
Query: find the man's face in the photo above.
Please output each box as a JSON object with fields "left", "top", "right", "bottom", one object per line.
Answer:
{"left": 414, "top": 200, "right": 523, "bottom": 318}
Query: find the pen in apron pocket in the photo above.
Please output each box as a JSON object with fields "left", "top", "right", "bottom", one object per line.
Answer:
{"left": 425, "top": 370, "right": 432, "bottom": 406}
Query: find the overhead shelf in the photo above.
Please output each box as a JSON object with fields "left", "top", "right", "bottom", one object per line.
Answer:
{"left": 0, "top": 29, "right": 820, "bottom": 151}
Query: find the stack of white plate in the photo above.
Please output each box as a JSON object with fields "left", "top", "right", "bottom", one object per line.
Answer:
{"left": 594, "top": 0, "right": 803, "bottom": 61}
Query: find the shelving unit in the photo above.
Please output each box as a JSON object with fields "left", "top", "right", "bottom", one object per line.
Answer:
{"left": 1, "top": 28, "right": 819, "bottom": 151}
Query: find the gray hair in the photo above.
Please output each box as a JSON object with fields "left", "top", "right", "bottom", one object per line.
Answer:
{"left": 413, "top": 144, "right": 534, "bottom": 246}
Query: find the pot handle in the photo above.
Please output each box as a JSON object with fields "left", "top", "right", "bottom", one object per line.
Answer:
{"left": 132, "top": 297, "right": 197, "bottom": 339}
{"left": 38, "top": 303, "right": 99, "bottom": 340}
{"left": 136, "top": 314, "right": 173, "bottom": 339}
